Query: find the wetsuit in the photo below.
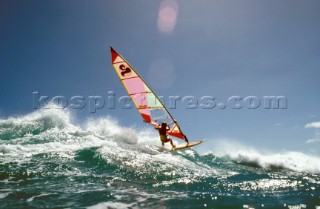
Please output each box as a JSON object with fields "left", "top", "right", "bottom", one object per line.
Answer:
{"left": 158, "top": 125, "right": 169, "bottom": 142}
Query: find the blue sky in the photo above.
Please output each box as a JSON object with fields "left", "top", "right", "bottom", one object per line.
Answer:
{"left": 1, "top": 0, "right": 319, "bottom": 154}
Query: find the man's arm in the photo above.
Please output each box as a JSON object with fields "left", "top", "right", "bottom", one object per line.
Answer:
{"left": 150, "top": 121, "right": 160, "bottom": 129}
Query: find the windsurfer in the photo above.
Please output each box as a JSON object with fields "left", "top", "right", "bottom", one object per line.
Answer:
{"left": 155, "top": 122, "right": 176, "bottom": 148}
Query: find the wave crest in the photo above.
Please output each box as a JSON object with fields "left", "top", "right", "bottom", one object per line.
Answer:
{"left": 0, "top": 106, "right": 74, "bottom": 140}
{"left": 204, "top": 140, "right": 320, "bottom": 174}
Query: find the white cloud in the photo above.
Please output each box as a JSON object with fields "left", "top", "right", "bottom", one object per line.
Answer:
{"left": 305, "top": 121, "right": 320, "bottom": 144}
{"left": 306, "top": 138, "right": 320, "bottom": 144}
{"left": 305, "top": 122, "right": 320, "bottom": 129}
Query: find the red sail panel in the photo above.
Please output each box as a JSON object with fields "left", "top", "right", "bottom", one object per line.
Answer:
{"left": 167, "top": 124, "right": 184, "bottom": 139}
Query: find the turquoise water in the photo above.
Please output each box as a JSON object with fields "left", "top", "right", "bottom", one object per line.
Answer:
{"left": 0, "top": 108, "right": 320, "bottom": 208}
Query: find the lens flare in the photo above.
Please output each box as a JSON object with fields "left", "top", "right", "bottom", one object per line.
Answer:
{"left": 157, "top": 0, "right": 179, "bottom": 34}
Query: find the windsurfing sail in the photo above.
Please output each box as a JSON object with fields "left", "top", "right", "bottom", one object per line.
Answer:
{"left": 110, "top": 47, "right": 186, "bottom": 140}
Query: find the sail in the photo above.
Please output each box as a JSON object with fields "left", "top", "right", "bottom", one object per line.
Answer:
{"left": 110, "top": 47, "right": 185, "bottom": 139}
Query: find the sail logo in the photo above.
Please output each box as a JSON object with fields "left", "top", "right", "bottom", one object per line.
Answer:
{"left": 119, "top": 64, "right": 132, "bottom": 77}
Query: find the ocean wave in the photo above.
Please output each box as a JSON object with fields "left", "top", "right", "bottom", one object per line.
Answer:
{"left": 203, "top": 140, "right": 320, "bottom": 174}
{"left": 1, "top": 107, "right": 320, "bottom": 177}
{"left": 0, "top": 105, "right": 75, "bottom": 140}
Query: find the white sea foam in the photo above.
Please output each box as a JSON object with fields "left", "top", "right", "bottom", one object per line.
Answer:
{"left": 0, "top": 104, "right": 74, "bottom": 129}
{"left": 203, "top": 140, "right": 320, "bottom": 174}
{"left": 87, "top": 188, "right": 187, "bottom": 209}
{"left": 87, "top": 201, "right": 133, "bottom": 209}
{"left": 0, "top": 192, "right": 10, "bottom": 199}
{"left": 27, "top": 193, "right": 53, "bottom": 202}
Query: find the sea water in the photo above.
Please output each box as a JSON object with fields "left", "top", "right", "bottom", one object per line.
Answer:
{"left": 0, "top": 107, "right": 319, "bottom": 208}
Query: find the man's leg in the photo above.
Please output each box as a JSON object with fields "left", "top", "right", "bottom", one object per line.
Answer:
{"left": 169, "top": 138, "right": 175, "bottom": 148}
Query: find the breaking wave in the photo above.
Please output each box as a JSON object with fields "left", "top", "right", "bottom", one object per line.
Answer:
{"left": 203, "top": 140, "right": 320, "bottom": 174}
